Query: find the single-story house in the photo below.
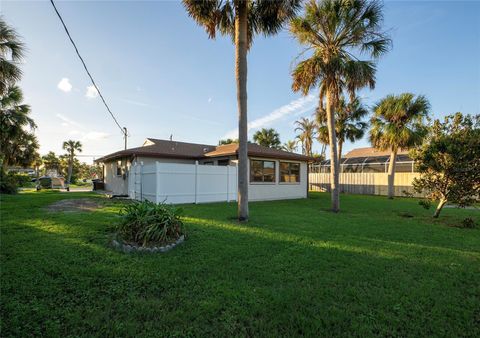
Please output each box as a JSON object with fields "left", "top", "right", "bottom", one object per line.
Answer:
{"left": 95, "top": 138, "right": 312, "bottom": 202}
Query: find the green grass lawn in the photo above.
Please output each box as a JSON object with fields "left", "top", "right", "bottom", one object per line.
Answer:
{"left": 1, "top": 191, "right": 479, "bottom": 337}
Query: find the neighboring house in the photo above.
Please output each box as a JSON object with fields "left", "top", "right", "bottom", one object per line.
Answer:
{"left": 312, "top": 147, "right": 414, "bottom": 173}
{"left": 95, "top": 138, "right": 312, "bottom": 202}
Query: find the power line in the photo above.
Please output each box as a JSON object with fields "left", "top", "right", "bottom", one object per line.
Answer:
{"left": 49, "top": 0, "right": 127, "bottom": 141}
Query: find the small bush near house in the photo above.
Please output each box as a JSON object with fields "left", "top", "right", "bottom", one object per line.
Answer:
{"left": 117, "top": 200, "right": 185, "bottom": 246}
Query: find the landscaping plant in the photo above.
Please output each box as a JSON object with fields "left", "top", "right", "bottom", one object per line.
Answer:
{"left": 411, "top": 113, "right": 480, "bottom": 218}
{"left": 117, "top": 200, "right": 185, "bottom": 246}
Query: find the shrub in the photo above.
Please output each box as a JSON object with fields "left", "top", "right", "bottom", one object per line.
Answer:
{"left": 460, "top": 217, "right": 476, "bottom": 229}
{"left": 117, "top": 200, "right": 185, "bottom": 246}
{"left": 14, "top": 173, "right": 33, "bottom": 187}
{"left": 0, "top": 171, "right": 18, "bottom": 194}
{"left": 418, "top": 199, "right": 431, "bottom": 210}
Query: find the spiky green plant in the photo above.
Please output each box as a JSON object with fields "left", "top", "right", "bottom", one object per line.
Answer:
{"left": 117, "top": 201, "right": 185, "bottom": 246}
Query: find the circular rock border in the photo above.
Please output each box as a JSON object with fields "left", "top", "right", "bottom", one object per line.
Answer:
{"left": 111, "top": 235, "right": 185, "bottom": 254}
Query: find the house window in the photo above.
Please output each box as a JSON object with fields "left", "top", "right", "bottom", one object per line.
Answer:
{"left": 203, "top": 161, "right": 214, "bottom": 165}
{"left": 250, "top": 160, "right": 276, "bottom": 183}
{"left": 280, "top": 162, "right": 300, "bottom": 183}
{"left": 116, "top": 160, "right": 124, "bottom": 176}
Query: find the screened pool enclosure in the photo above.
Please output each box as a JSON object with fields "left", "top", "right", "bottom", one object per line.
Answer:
{"left": 309, "top": 154, "right": 415, "bottom": 174}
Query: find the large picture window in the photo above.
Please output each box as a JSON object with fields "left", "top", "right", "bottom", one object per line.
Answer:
{"left": 280, "top": 162, "right": 300, "bottom": 183}
{"left": 250, "top": 160, "right": 276, "bottom": 183}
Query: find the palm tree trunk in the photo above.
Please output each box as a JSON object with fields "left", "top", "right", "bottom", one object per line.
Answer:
{"left": 235, "top": 1, "right": 249, "bottom": 222}
{"left": 433, "top": 198, "right": 447, "bottom": 218}
{"left": 387, "top": 148, "right": 397, "bottom": 199}
{"left": 337, "top": 140, "right": 343, "bottom": 173}
{"left": 67, "top": 155, "right": 73, "bottom": 185}
{"left": 320, "top": 144, "right": 326, "bottom": 158}
{"left": 326, "top": 91, "right": 339, "bottom": 212}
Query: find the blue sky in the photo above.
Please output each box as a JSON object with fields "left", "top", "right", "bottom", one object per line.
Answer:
{"left": 2, "top": 1, "right": 479, "bottom": 163}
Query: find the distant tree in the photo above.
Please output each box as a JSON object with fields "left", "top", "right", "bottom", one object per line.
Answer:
{"left": 183, "top": 0, "right": 301, "bottom": 221}
{"left": 317, "top": 97, "right": 368, "bottom": 163}
{"left": 370, "top": 93, "right": 430, "bottom": 199}
{"left": 253, "top": 128, "right": 281, "bottom": 149}
{"left": 291, "top": 0, "right": 390, "bottom": 212}
{"left": 411, "top": 113, "right": 480, "bottom": 218}
{"left": 282, "top": 140, "right": 298, "bottom": 153}
{"left": 42, "top": 151, "right": 61, "bottom": 173}
{"left": 0, "top": 19, "right": 25, "bottom": 95}
{"left": 62, "top": 140, "right": 82, "bottom": 185}
{"left": 295, "top": 117, "right": 316, "bottom": 157}
{"left": 218, "top": 138, "right": 238, "bottom": 145}
{"left": 0, "top": 86, "right": 38, "bottom": 170}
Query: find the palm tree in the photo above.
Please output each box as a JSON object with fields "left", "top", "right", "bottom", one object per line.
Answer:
{"left": 0, "top": 19, "right": 25, "bottom": 95}
{"left": 370, "top": 93, "right": 430, "bottom": 199}
{"left": 253, "top": 128, "right": 281, "bottom": 149}
{"left": 295, "top": 117, "right": 316, "bottom": 157}
{"left": 0, "top": 86, "right": 36, "bottom": 169}
{"left": 183, "top": 0, "right": 301, "bottom": 221}
{"left": 62, "top": 140, "right": 82, "bottom": 185}
{"left": 316, "top": 97, "right": 368, "bottom": 164}
{"left": 290, "top": 0, "right": 390, "bottom": 212}
{"left": 282, "top": 140, "right": 298, "bottom": 153}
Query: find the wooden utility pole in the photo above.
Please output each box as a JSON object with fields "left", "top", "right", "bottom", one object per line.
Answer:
{"left": 123, "top": 127, "right": 128, "bottom": 150}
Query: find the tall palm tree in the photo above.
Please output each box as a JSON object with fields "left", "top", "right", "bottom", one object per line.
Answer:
{"left": 183, "top": 0, "right": 301, "bottom": 221}
{"left": 290, "top": 0, "right": 390, "bottom": 212}
{"left": 62, "top": 140, "right": 82, "bottom": 185}
{"left": 295, "top": 117, "right": 316, "bottom": 157}
{"left": 253, "top": 128, "right": 281, "bottom": 149}
{"left": 370, "top": 93, "right": 430, "bottom": 199}
{"left": 282, "top": 140, "right": 298, "bottom": 153}
{"left": 0, "top": 85, "right": 36, "bottom": 169}
{"left": 316, "top": 97, "right": 368, "bottom": 164}
{"left": 0, "top": 19, "right": 25, "bottom": 95}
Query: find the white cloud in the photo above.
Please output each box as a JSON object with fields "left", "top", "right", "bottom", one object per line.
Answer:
{"left": 222, "top": 95, "right": 316, "bottom": 139}
{"left": 82, "top": 131, "right": 110, "bottom": 141}
{"left": 120, "top": 98, "right": 149, "bottom": 107}
{"left": 57, "top": 78, "right": 72, "bottom": 92}
{"left": 57, "top": 114, "right": 110, "bottom": 142}
{"left": 208, "top": 97, "right": 213, "bottom": 103}
{"left": 85, "top": 85, "right": 99, "bottom": 99}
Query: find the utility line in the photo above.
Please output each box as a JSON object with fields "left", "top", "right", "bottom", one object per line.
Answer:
{"left": 49, "top": 0, "right": 128, "bottom": 146}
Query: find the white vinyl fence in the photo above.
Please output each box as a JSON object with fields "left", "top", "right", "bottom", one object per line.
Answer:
{"left": 128, "top": 161, "right": 238, "bottom": 204}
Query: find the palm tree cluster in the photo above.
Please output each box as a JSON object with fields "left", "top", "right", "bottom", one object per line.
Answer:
{"left": 290, "top": 0, "right": 391, "bottom": 212}
{"left": 182, "top": 0, "right": 431, "bottom": 216}
{"left": 0, "top": 18, "right": 39, "bottom": 171}
{"left": 252, "top": 128, "right": 281, "bottom": 149}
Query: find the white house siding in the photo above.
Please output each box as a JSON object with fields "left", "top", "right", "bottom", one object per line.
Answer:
{"left": 103, "top": 155, "right": 308, "bottom": 201}
{"left": 103, "top": 157, "right": 130, "bottom": 195}
{"left": 248, "top": 157, "right": 308, "bottom": 201}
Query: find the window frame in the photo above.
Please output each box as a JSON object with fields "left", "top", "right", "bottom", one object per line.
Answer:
{"left": 279, "top": 161, "right": 301, "bottom": 184}
{"left": 249, "top": 159, "right": 276, "bottom": 184}
{"left": 116, "top": 160, "right": 123, "bottom": 177}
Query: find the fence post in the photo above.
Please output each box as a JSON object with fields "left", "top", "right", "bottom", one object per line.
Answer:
{"left": 194, "top": 160, "right": 198, "bottom": 204}
{"left": 226, "top": 166, "right": 230, "bottom": 202}
{"left": 140, "top": 161, "right": 144, "bottom": 201}
{"left": 156, "top": 161, "right": 160, "bottom": 204}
